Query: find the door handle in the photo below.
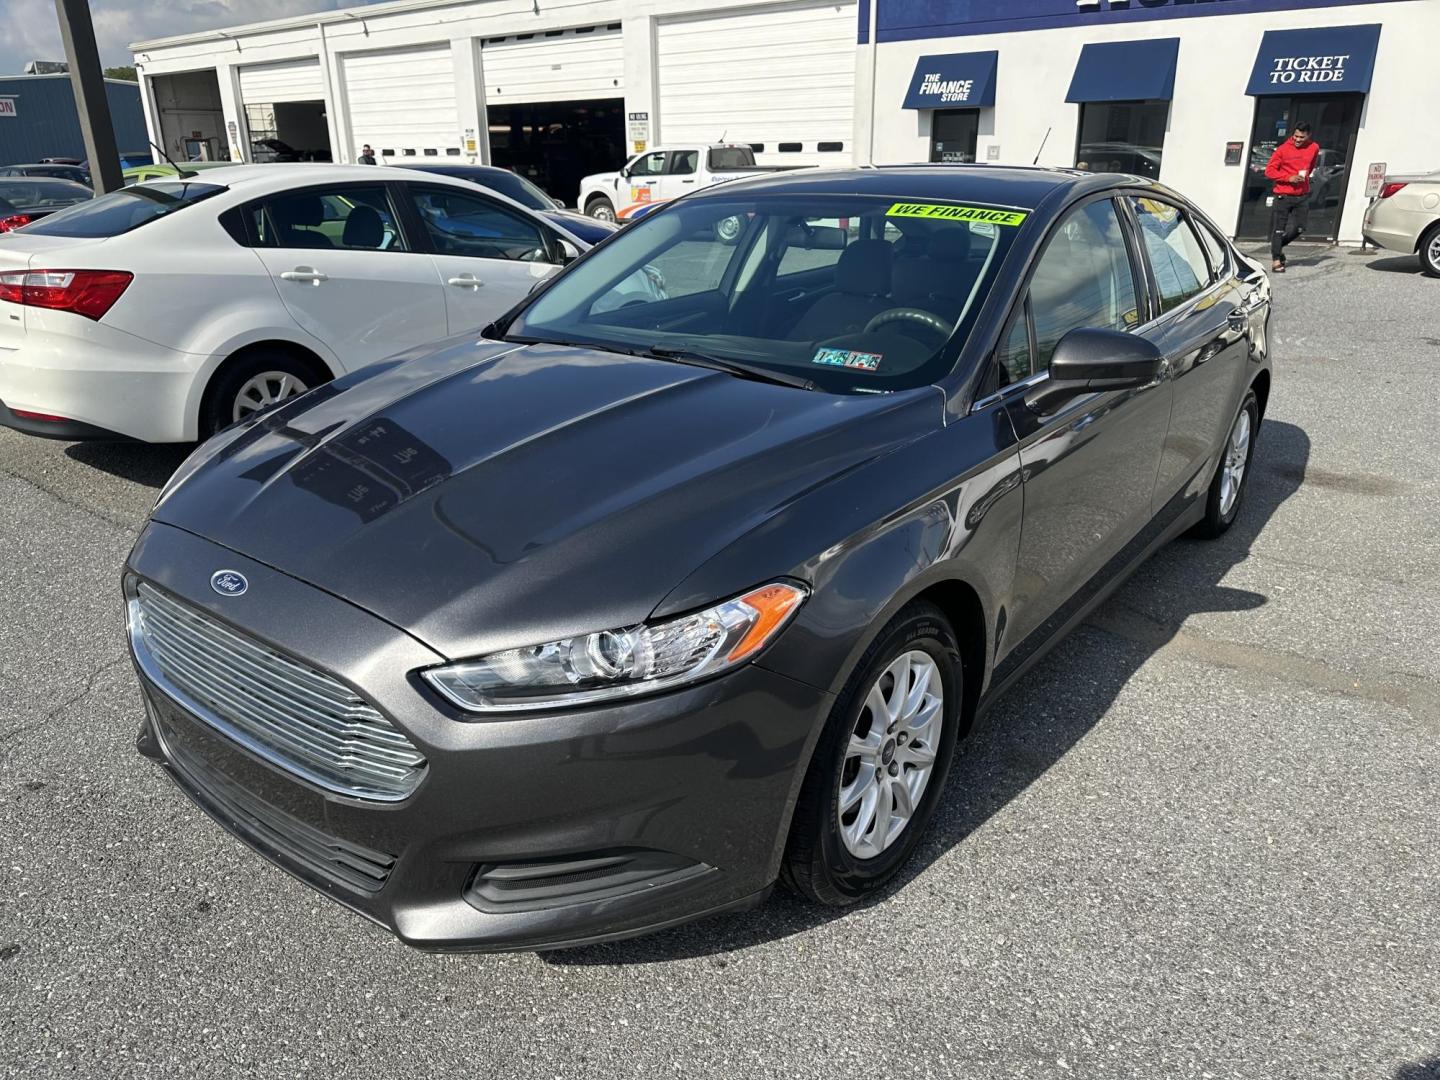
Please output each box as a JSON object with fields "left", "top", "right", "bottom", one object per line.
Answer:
{"left": 447, "top": 274, "right": 484, "bottom": 289}
{"left": 280, "top": 268, "right": 327, "bottom": 284}
{"left": 681, "top": 178, "right": 696, "bottom": 184}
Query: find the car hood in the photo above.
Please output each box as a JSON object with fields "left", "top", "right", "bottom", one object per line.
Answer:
{"left": 153, "top": 339, "right": 941, "bottom": 660}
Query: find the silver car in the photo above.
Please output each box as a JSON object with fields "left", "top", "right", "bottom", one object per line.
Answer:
{"left": 1362, "top": 171, "right": 1440, "bottom": 276}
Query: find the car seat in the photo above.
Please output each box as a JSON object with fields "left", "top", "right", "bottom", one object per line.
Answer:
{"left": 786, "top": 239, "right": 895, "bottom": 340}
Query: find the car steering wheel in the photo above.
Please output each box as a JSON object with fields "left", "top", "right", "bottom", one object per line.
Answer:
{"left": 863, "top": 307, "right": 952, "bottom": 340}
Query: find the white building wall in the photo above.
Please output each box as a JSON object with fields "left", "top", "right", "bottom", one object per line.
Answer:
{"left": 860, "top": 0, "right": 1440, "bottom": 242}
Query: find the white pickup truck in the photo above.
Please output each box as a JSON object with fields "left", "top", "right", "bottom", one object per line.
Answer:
{"left": 579, "top": 143, "right": 796, "bottom": 223}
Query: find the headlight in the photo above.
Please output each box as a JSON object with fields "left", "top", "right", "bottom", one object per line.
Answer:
{"left": 423, "top": 581, "right": 807, "bottom": 714}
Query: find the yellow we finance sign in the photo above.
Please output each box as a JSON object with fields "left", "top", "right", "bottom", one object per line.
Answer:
{"left": 886, "top": 202, "right": 1028, "bottom": 227}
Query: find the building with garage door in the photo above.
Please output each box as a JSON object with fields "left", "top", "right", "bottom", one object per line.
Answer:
{"left": 854, "top": 0, "right": 1440, "bottom": 244}
{"left": 130, "top": 0, "right": 861, "bottom": 206}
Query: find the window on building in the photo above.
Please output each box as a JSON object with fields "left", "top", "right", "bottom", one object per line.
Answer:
{"left": 778, "top": 142, "right": 803, "bottom": 153}
{"left": 930, "top": 109, "right": 979, "bottom": 164}
{"left": 1075, "top": 101, "right": 1168, "bottom": 180}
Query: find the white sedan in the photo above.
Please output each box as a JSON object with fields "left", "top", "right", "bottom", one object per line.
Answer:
{"left": 1362, "top": 170, "right": 1440, "bottom": 277}
{"left": 0, "top": 164, "right": 599, "bottom": 443}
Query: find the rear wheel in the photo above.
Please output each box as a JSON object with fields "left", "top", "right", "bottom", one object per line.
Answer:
{"left": 782, "top": 602, "right": 962, "bottom": 906}
{"left": 202, "top": 350, "right": 328, "bottom": 438}
{"left": 1419, "top": 223, "right": 1440, "bottom": 278}
{"left": 586, "top": 197, "right": 617, "bottom": 223}
{"left": 1192, "top": 388, "right": 1259, "bottom": 539}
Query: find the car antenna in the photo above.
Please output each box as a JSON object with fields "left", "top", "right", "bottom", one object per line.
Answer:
{"left": 1032, "top": 127, "right": 1051, "bottom": 165}
{"left": 149, "top": 140, "right": 197, "bottom": 180}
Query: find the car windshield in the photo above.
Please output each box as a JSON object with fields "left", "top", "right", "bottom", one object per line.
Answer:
{"left": 482, "top": 170, "right": 556, "bottom": 210}
{"left": 505, "top": 193, "right": 1023, "bottom": 394}
{"left": 19, "top": 181, "right": 225, "bottom": 237}
{"left": 0, "top": 179, "right": 92, "bottom": 214}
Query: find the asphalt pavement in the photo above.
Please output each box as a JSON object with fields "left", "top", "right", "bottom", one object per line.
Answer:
{"left": 1, "top": 245, "right": 1437, "bottom": 1079}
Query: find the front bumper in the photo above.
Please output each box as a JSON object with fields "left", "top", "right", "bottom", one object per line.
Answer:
{"left": 127, "top": 522, "right": 831, "bottom": 951}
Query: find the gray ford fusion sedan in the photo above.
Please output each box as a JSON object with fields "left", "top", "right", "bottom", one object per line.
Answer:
{"left": 125, "top": 166, "right": 1272, "bottom": 951}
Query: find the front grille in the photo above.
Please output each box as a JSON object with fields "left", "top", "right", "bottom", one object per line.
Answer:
{"left": 130, "top": 581, "right": 427, "bottom": 801}
{"left": 156, "top": 712, "right": 397, "bottom": 894}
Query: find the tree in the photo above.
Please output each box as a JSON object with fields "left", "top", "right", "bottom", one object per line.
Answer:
{"left": 103, "top": 65, "right": 137, "bottom": 82}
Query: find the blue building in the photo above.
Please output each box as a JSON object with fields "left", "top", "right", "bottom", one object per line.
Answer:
{"left": 0, "top": 73, "right": 148, "bottom": 166}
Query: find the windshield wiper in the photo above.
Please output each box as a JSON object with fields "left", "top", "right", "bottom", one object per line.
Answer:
{"left": 645, "top": 345, "right": 815, "bottom": 391}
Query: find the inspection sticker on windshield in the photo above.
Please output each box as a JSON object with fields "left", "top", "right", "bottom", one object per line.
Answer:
{"left": 812, "top": 348, "right": 882, "bottom": 372}
{"left": 886, "top": 203, "right": 1028, "bottom": 226}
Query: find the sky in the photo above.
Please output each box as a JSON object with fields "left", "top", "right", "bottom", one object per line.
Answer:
{"left": 2, "top": 0, "right": 387, "bottom": 76}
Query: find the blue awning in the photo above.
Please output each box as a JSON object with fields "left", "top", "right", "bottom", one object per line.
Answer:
{"left": 1246, "top": 24, "right": 1381, "bottom": 96}
{"left": 1065, "top": 38, "right": 1180, "bottom": 103}
{"left": 902, "top": 51, "right": 998, "bottom": 110}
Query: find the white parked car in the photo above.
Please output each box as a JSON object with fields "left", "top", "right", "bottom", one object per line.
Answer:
{"left": 0, "top": 164, "right": 600, "bottom": 443}
{"left": 1362, "top": 170, "right": 1440, "bottom": 277}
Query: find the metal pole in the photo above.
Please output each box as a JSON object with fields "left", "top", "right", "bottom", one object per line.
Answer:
{"left": 54, "top": 0, "right": 123, "bottom": 192}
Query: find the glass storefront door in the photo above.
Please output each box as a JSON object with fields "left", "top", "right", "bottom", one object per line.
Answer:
{"left": 1236, "top": 94, "right": 1363, "bottom": 241}
{"left": 930, "top": 109, "right": 979, "bottom": 164}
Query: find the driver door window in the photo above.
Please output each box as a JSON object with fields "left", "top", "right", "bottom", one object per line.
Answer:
{"left": 1027, "top": 199, "right": 1140, "bottom": 370}
{"left": 407, "top": 185, "right": 559, "bottom": 337}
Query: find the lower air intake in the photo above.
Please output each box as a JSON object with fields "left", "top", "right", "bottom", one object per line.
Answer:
{"left": 466, "top": 850, "right": 710, "bottom": 913}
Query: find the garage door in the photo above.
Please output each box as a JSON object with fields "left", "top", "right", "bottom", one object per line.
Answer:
{"left": 482, "top": 25, "right": 623, "bottom": 104}
{"left": 657, "top": 1, "right": 856, "bottom": 165}
{"left": 239, "top": 59, "right": 325, "bottom": 104}
{"left": 342, "top": 44, "right": 460, "bottom": 161}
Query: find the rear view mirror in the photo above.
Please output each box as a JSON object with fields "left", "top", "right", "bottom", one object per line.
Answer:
{"left": 1025, "top": 327, "right": 1164, "bottom": 415}
{"left": 783, "top": 224, "right": 847, "bottom": 250}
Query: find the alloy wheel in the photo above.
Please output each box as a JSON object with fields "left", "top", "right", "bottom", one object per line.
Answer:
{"left": 837, "top": 650, "right": 944, "bottom": 860}
{"left": 232, "top": 371, "right": 309, "bottom": 423}
{"left": 1427, "top": 232, "right": 1440, "bottom": 273}
{"left": 1218, "top": 406, "right": 1252, "bottom": 516}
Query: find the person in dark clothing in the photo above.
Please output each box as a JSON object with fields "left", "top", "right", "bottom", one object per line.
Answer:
{"left": 358, "top": 145, "right": 377, "bottom": 165}
{"left": 1263, "top": 122, "right": 1320, "bottom": 272}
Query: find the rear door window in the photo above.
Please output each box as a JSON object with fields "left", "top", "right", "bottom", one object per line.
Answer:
{"left": 19, "top": 181, "right": 224, "bottom": 237}
{"left": 250, "top": 187, "right": 406, "bottom": 251}
{"left": 667, "top": 151, "right": 699, "bottom": 176}
{"left": 1127, "top": 196, "right": 1214, "bottom": 313}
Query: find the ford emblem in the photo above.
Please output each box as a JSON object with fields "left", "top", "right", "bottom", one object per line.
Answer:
{"left": 210, "top": 570, "right": 248, "bottom": 597}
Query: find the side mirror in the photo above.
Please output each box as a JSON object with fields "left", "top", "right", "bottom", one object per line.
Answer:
{"left": 557, "top": 238, "right": 581, "bottom": 264}
{"left": 1025, "top": 327, "right": 1164, "bottom": 415}
{"left": 619, "top": 166, "right": 632, "bottom": 180}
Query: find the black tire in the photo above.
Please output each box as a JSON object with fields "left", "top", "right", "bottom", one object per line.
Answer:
{"left": 201, "top": 350, "right": 329, "bottom": 438}
{"left": 1419, "top": 223, "right": 1440, "bottom": 278}
{"left": 586, "top": 197, "right": 617, "bottom": 223}
{"left": 1192, "top": 388, "right": 1260, "bottom": 539}
{"left": 781, "top": 601, "right": 963, "bottom": 906}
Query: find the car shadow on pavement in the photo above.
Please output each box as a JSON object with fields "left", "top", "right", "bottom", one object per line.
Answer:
{"left": 1394, "top": 1059, "right": 1440, "bottom": 1080}
{"left": 1363, "top": 254, "right": 1426, "bottom": 275}
{"left": 64, "top": 441, "right": 194, "bottom": 488}
{"left": 544, "top": 418, "right": 1312, "bottom": 966}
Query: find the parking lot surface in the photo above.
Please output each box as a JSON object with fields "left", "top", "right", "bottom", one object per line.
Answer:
{"left": 1, "top": 246, "right": 1437, "bottom": 1079}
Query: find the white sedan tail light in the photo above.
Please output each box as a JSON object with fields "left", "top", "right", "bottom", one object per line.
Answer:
{"left": 0, "top": 269, "right": 133, "bottom": 320}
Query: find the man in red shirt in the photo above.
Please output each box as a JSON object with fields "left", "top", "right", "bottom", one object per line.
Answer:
{"left": 1264, "top": 121, "right": 1321, "bottom": 272}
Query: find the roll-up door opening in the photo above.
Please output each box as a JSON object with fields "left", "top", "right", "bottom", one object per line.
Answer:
{"left": 239, "top": 60, "right": 332, "bottom": 162}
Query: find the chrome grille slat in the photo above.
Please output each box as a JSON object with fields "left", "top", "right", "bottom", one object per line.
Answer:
{"left": 139, "top": 620, "right": 421, "bottom": 767}
{"left": 132, "top": 582, "right": 427, "bottom": 801}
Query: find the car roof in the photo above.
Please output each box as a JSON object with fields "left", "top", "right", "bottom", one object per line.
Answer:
{"left": 688, "top": 164, "right": 1135, "bottom": 210}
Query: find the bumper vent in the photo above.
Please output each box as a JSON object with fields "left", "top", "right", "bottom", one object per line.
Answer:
{"left": 156, "top": 713, "right": 396, "bottom": 894}
{"left": 130, "top": 581, "right": 426, "bottom": 801}
{"left": 467, "top": 851, "right": 710, "bottom": 913}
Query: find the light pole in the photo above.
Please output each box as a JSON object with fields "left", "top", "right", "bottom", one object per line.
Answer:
{"left": 54, "top": 0, "right": 123, "bottom": 192}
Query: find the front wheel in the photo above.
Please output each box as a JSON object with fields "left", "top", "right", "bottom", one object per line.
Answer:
{"left": 1192, "top": 388, "right": 1259, "bottom": 539}
{"left": 782, "top": 602, "right": 962, "bottom": 906}
{"left": 587, "top": 197, "right": 617, "bottom": 223}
